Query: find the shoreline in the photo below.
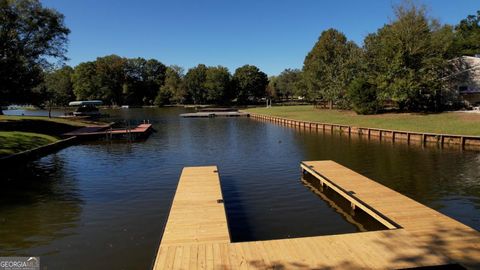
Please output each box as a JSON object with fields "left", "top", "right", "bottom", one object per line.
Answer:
{"left": 246, "top": 112, "right": 480, "bottom": 150}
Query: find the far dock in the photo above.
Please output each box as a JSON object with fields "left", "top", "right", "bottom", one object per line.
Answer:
{"left": 153, "top": 162, "right": 480, "bottom": 269}
{"left": 180, "top": 112, "right": 250, "bottom": 118}
{"left": 180, "top": 108, "right": 250, "bottom": 118}
{"left": 63, "top": 123, "right": 153, "bottom": 140}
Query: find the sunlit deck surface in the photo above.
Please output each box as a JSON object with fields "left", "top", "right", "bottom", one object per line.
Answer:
{"left": 153, "top": 162, "right": 480, "bottom": 269}
{"left": 180, "top": 112, "right": 250, "bottom": 118}
{"left": 63, "top": 123, "right": 152, "bottom": 138}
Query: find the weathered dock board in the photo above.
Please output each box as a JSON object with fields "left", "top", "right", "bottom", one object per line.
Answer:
{"left": 180, "top": 112, "right": 250, "bottom": 118}
{"left": 153, "top": 162, "right": 480, "bottom": 269}
{"left": 63, "top": 123, "right": 153, "bottom": 139}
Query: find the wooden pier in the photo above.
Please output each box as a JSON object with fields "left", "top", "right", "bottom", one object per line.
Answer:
{"left": 63, "top": 123, "right": 153, "bottom": 140}
{"left": 180, "top": 112, "right": 250, "bottom": 118}
{"left": 153, "top": 162, "right": 480, "bottom": 269}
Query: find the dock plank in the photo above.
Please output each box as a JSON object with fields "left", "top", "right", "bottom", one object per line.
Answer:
{"left": 153, "top": 162, "right": 480, "bottom": 269}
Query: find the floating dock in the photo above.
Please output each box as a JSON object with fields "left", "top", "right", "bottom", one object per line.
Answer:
{"left": 63, "top": 123, "right": 153, "bottom": 140}
{"left": 153, "top": 162, "right": 480, "bottom": 269}
{"left": 180, "top": 112, "right": 250, "bottom": 118}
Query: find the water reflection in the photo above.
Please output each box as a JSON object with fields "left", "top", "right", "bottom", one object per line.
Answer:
{"left": 0, "top": 155, "right": 82, "bottom": 255}
{"left": 0, "top": 108, "right": 479, "bottom": 270}
{"left": 301, "top": 173, "right": 387, "bottom": 232}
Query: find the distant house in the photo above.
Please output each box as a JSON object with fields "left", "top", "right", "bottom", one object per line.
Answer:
{"left": 447, "top": 56, "right": 480, "bottom": 106}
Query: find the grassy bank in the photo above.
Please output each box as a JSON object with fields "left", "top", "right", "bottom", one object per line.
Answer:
{"left": 0, "top": 115, "right": 104, "bottom": 127}
{"left": 246, "top": 106, "right": 480, "bottom": 136}
{"left": 0, "top": 131, "right": 59, "bottom": 156}
{"left": 0, "top": 116, "right": 105, "bottom": 157}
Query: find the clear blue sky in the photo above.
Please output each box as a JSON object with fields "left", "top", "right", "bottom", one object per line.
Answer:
{"left": 43, "top": 0, "right": 479, "bottom": 76}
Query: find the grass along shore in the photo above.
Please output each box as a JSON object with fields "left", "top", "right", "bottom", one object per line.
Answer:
{"left": 0, "top": 115, "right": 105, "bottom": 127}
{"left": 246, "top": 106, "right": 480, "bottom": 136}
{"left": 0, "top": 115, "right": 105, "bottom": 157}
{"left": 0, "top": 131, "right": 59, "bottom": 156}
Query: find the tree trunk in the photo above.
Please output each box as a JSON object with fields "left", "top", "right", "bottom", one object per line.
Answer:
{"left": 48, "top": 104, "right": 52, "bottom": 118}
{"left": 329, "top": 100, "right": 333, "bottom": 110}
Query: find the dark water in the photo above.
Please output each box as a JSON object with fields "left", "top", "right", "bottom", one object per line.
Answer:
{"left": 1, "top": 108, "right": 479, "bottom": 270}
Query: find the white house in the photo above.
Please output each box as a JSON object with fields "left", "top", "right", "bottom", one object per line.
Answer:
{"left": 447, "top": 56, "right": 480, "bottom": 106}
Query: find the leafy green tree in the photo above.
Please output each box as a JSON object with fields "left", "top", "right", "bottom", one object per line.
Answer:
{"left": 72, "top": 61, "right": 100, "bottom": 101}
{"left": 450, "top": 10, "right": 480, "bottom": 57}
{"left": 303, "top": 28, "right": 361, "bottom": 109}
{"left": 184, "top": 64, "right": 208, "bottom": 104}
{"left": 123, "top": 58, "right": 166, "bottom": 105}
{"left": 44, "top": 66, "right": 75, "bottom": 106}
{"left": 0, "top": 0, "right": 70, "bottom": 114}
{"left": 266, "top": 76, "right": 278, "bottom": 98}
{"left": 143, "top": 59, "right": 167, "bottom": 104}
{"left": 232, "top": 65, "right": 268, "bottom": 104}
{"left": 275, "top": 69, "right": 303, "bottom": 100}
{"left": 347, "top": 78, "right": 378, "bottom": 114}
{"left": 94, "top": 55, "right": 126, "bottom": 105}
{"left": 204, "top": 66, "right": 231, "bottom": 104}
{"left": 155, "top": 65, "right": 185, "bottom": 105}
{"left": 364, "top": 2, "right": 454, "bottom": 111}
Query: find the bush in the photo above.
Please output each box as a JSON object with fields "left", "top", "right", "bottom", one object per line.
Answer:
{"left": 347, "top": 78, "right": 378, "bottom": 114}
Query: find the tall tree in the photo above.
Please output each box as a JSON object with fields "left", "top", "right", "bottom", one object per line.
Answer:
{"left": 450, "top": 10, "right": 480, "bottom": 57}
{"left": 0, "top": 0, "right": 70, "bottom": 114}
{"left": 143, "top": 59, "right": 167, "bottom": 104}
{"left": 121, "top": 58, "right": 167, "bottom": 105}
{"left": 303, "top": 28, "right": 361, "bottom": 109}
{"left": 72, "top": 61, "right": 100, "bottom": 101}
{"left": 155, "top": 65, "right": 185, "bottom": 105}
{"left": 364, "top": 2, "right": 454, "bottom": 111}
{"left": 204, "top": 66, "right": 231, "bottom": 104}
{"left": 94, "top": 55, "right": 126, "bottom": 105}
{"left": 44, "top": 65, "right": 74, "bottom": 106}
{"left": 232, "top": 65, "right": 268, "bottom": 104}
{"left": 275, "top": 69, "right": 303, "bottom": 100}
{"left": 184, "top": 64, "right": 208, "bottom": 104}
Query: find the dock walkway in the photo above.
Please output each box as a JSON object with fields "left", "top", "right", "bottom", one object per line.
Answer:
{"left": 180, "top": 112, "right": 250, "bottom": 118}
{"left": 153, "top": 162, "right": 480, "bottom": 269}
{"left": 63, "top": 123, "right": 153, "bottom": 139}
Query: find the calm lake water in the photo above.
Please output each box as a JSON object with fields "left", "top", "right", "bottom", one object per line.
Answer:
{"left": 1, "top": 108, "right": 479, "bottom": 270}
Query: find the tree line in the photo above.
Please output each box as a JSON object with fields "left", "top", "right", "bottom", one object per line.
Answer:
{"left": 1, "top": 0, "right": 479, "bottom": 114}
{"left": 39, "top": 58, "right": 269, "bottom": 107}
{"left": 270, "top": 3, "right": 480, "bottom": 113}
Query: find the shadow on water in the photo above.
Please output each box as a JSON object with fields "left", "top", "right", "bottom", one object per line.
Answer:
{"left": 301, "top": 172, "right": 387, "bottom": 232}
{"left": 0, "top": 154, "right": 82, "bottom": 255}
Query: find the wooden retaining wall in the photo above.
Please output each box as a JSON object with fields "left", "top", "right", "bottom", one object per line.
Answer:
{"left": 248, "top": 112, "right": 480, "bottom": 150}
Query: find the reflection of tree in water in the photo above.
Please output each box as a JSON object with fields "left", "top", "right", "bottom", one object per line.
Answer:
{"left": 0, "top": 154, "right": 82, "bottom": 255}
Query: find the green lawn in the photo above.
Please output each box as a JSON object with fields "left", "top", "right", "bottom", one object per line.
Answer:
{"left": 0, "top": 115, "right": 104, "bottom": 127}
{"left": 246, "top": 106, "right": 480, "bottom": 136}
{"left": 0, "top": 131, "right": 59, "bottom": 156}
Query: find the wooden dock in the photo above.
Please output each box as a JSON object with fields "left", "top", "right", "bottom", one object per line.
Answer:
{"left": 63, "top": 123, "right": 153, "bottom": 140}
{"left": 153, "top": 162, "right": 480, "bottom": 269}
{"left": 180, "top": 112, "right": 250, "bottom": 118}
